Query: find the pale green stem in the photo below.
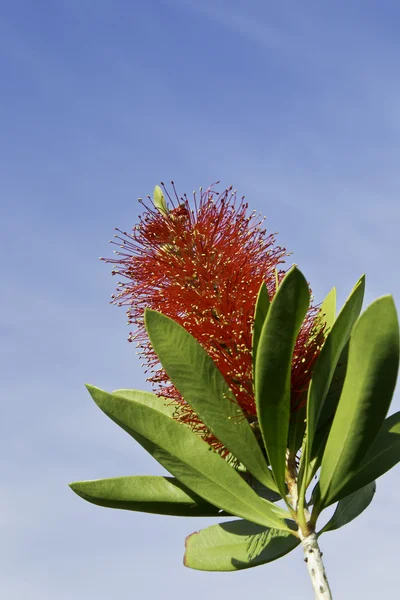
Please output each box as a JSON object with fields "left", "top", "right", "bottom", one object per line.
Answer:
{"left": 299, "top": 532, "right": 333, "bottom": 600}
{"left": 285, "top": 453, "right": 333, "bottom": 599}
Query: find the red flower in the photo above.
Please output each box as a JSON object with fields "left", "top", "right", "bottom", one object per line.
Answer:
{"left": 103, "top": 183, "right": 325, "bottom": 455}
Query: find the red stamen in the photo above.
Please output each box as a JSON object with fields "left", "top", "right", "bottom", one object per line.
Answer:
{"left": 103, "top": 184, "right": 326, "bottom": 454}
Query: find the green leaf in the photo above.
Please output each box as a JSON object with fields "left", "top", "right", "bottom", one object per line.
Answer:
{"left": 255, "top": 267, "right": 310, "bottom": 494}
{"left": 311, "top": 412, "right": 400, "bottom": 504}
{"left": 290, "top": 287, "right": 336, "bottom": 460}
{"left": 248, "top": 478, "right": 282, "bottom": 503}
{"left": 113, "top": 389, "right": 175, "bottom": 416}
{"left": 69, "top": 475, "right": 228, "bottom": 517}
{"left": 319, "top": 287, "right": 336, "bottom": 332}
{"left": 319, "top": 481, "right": 376, "bottom": 535}
{"left": 153, "top": 185, "right": 168, "bottom": 215}
{"left": 86, "top": 385, "right": 290, "bottom": 530}
{"left": 252, "top": 281, "right": 270, "bottom": 380}
{"left": 184, "top": 519, "right": 299, "bottom": 571}
{"left": 110, "top": 389, "right": 175, "bottom": 456}
{"left": 311, "top": 342, "right": 349, "bottom": 451}
{"left": 302, "top": 343, "right": 350, "bottom": 490}
{"left": 287, "top": 405, "right": 306, "bottom": 455}
{"left": 303, "top": 276, "right": 365, "bottom": 486}
{"left": 317, "top": 296, "right": 399, "bottom": 511}
{"left": 335, "top": 412, "right": 400, "bottom": 498}
{"left": 145, "top": 309, "right": 278, "bottom": 493}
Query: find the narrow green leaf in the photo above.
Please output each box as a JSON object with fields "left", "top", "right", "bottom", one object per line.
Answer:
{"left": 145, "top": 309, "right": 278, "bottom": 493}
{"left": 302, "top": 343, "right": 350, "bottom": 491}
{"left": 113, "top": 388, "right": 175, "bottom": 416}
{"left": 317, "top": 296, "right": 399, "bottom": 510}
{"left": 311, "top": 342, "right": 349, "bottom": 454}
{"left": 319, "top": 482, "right": 376, "bottom": 535}
{"left": 287, "top": 405, "right": 306, "bottom": 455}
{"left": 110, "top": 389, "right": 175, "bottom": 456}
{"left": 86, "top": 385, "right": 289, "bottom": 530}
{"left": 298, "top": 282, "right": 363, "bottom": 494}
{"left": 335, "top": 412, "right": 400, "bottom": 499}
{"left": 184, "top": 519, "right": 299, "bottom": 571}
{"left": 291, "top": 288, "right": 336, "bottom": 459}
{"left": 252, "top": 281, "right": 270, "bottom": 379}
{"left": 69, "top": 475, "right": 228, "bottom": 517}
{"left": 153, "top": 185, "right": 168, "bottom": 215}
{"left": 304, "top": 276, "right": 365, "bottom": 481}
{"left": 311, "top": 412, "right": 400, "bottom": 504}
{"left": 255, "top": 267, "right": 310, "bottom": 494}
{"left": 248, "top": 479, "right": 282, "bottom": 503}
{"left": 319, "top": 287, "right": 336, "bottom": 332}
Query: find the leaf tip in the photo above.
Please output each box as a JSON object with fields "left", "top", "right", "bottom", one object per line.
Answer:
{"left": 144, "top": 307, "right": 161, "bottom": 331}
{"left": 85, "top": 383, "right": 100, "bottom": 399}
{"left": 68, "top": 481, "right": 82, "bottom": 496}
{"left": 143, "top": 307, "right": 154, "bottom": 319}
{"left": 354, "top": 274, "right": 366, "bottom": 293}
{"left": 183, "top": 531, "right": 198, "bottom": 568}
{"left": 85, "top": 384, "right": 110, "bottom": 413}
{"left": 184, "top": 530, "right": 197, "bottom": 548}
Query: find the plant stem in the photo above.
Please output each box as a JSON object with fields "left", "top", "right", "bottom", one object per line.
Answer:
{"left": 300, "top": 532, "right": 333, "bottom": 600}
{"left": 285, "top": 452, "right": 331, "bottom": 598}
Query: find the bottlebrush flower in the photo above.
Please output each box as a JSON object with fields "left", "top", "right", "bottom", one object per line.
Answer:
{"left": 103, "top": 183, "right": 325, "bottom": 456}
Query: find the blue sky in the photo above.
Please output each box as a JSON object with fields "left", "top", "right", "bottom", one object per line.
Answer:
{"left": 1, "top": 1, "right": 400, "bottom": 598}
